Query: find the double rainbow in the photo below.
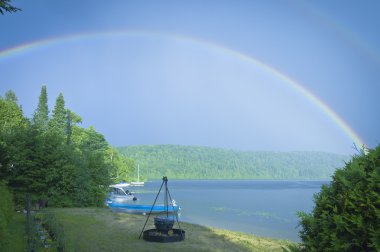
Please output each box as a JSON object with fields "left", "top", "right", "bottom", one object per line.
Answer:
{"left": 0, "top": 30, "right": 365, "bottom": 148}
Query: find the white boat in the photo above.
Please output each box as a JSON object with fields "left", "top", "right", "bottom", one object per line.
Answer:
{"left": 106, "top": 182, "right": 137, "bottom": 204}
{"left": 130, "top": 164, "right": 144, "bottom": 186}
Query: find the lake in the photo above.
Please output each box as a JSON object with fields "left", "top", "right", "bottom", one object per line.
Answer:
{"left": 131, "top": 179, "right": 329, "bottom": 242}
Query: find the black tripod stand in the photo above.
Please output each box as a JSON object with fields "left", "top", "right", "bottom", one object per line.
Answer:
{"left": 139, "top": 176, "right": 185, "bottom": 242}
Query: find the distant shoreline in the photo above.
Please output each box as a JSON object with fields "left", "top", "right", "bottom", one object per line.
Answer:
{"left": 118, "top": 145, "right": 349, "bottom": 180}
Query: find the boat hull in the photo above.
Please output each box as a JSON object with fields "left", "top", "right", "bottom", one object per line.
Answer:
{"left": 107, "top": 202, "right": 180, "bottom": 214}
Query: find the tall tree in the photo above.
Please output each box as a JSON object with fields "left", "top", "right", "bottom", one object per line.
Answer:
{"left": 49, "top": 93, "right": 67, "bottom": 137}
{"left": 33, "top": 85, "right": 49, "bottom": 131}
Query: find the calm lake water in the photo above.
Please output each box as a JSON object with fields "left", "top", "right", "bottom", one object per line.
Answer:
{"left": 131, "top": 179, "right": 329, "bottom": 242}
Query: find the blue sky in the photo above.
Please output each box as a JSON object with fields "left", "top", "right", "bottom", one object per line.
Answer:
{"left": 1, "top": 0, "right": 379, "bottom": 154}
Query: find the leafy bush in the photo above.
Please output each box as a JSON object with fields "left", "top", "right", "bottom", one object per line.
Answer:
{"left": 298, "top": 145, "right": 380, "bottom": 251}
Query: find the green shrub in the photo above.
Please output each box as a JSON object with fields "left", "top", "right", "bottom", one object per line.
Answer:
{"left": 0, "top": 181, "right": 14, "bottom": 249}
{"left": 298, "top": 145, "right": 380, "bottom": 251}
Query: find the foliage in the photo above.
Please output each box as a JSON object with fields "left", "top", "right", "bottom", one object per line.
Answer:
{"left": 107, "top": 147, "right": 136, "bottom": 182}
{"left": 0, "top": 181, "right": 14, "bottom": 250}
{"left": 118, "top": 145, "right": 349, "bottom": 179}
{"left": 0, "top": 0, "right": 20, "bottom": 15}
{"left": 0, "top": 97, "right": 29, "bottom": 193}
{"left": 0, "top": 87, "right": 134, "bottom": 207}
{"left": 0, "top": 95, "right": 26, "bottom": 132}
{"left": 298, "top": 145, "right": 380, "bottom": 251}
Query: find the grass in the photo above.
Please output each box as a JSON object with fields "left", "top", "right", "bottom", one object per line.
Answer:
{"left": 43, "top": 207, "right": 297, "bottom": 252}
{"left": 1, "top": 213, "right": 27, "bottom": 252}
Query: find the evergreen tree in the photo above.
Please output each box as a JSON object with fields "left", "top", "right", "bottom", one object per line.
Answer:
{"left": 298, "top": 145, "right": 380, "bottom": 251}
{"left": 66, "top": 109, "right": 72, "bottom": 145}
{"left": 44, "top": 93, "right": 81, "bottom": 205}
{"left": 33, "top": 85, "right": 49, "bottom": 131}
{"left": 49, "top": 93, "right": 67, "bottom": 137}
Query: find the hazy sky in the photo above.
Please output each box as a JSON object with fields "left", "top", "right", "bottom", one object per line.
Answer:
{"left": 1, "top": 0, "right": 379, "bottom": 154}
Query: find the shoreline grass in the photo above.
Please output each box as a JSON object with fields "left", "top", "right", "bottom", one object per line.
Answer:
{"left": 44, "top": 207, "right": 296, "bottom": 252}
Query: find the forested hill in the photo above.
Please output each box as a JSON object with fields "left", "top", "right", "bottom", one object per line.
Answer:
{"left": 118, "top": 145, "right": 350, "bottom": 179}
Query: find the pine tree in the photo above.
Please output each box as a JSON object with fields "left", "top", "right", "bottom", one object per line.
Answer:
{"left": 33, "top": 85, "right": 49, "bottom": 131}
{"left": 49, "top": 93, "right": 67, "bottom": 137}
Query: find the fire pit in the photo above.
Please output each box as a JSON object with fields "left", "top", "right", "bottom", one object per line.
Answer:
{"left": 154, "top": 216, "right": 174, "bottom": 234}
{"left": 139, "top": 177, "right": 185, "bottom": 243}
{"left": 142, "top": 228, "right": 185, "bottom": 243}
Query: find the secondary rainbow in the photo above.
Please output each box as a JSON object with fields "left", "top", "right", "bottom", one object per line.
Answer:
{"left": 297, "top": 1, "right": 380, "bottom": 67}
{"left": 0, "top": 30, "right": 366, "bottom": 148}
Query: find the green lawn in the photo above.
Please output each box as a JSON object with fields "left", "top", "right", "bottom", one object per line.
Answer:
{"left": 44, "top": 208, "right": 297, "bottom": 252}
{"left": 1, "top": 213, "right": 27, "bottom": 252}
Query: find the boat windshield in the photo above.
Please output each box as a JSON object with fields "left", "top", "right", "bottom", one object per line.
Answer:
{"left": 110, "top": 187, "right": 128, "bottom": 196}
{"left": 121, "top": 187, "right": 130, "bottom": 193}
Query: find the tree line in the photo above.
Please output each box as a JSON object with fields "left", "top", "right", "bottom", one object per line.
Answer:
{"left": 118, "top": 145, "right": 350, "bottom": 179}
{"left": 0, "top": 86, "right": 135, "bottom": 208}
